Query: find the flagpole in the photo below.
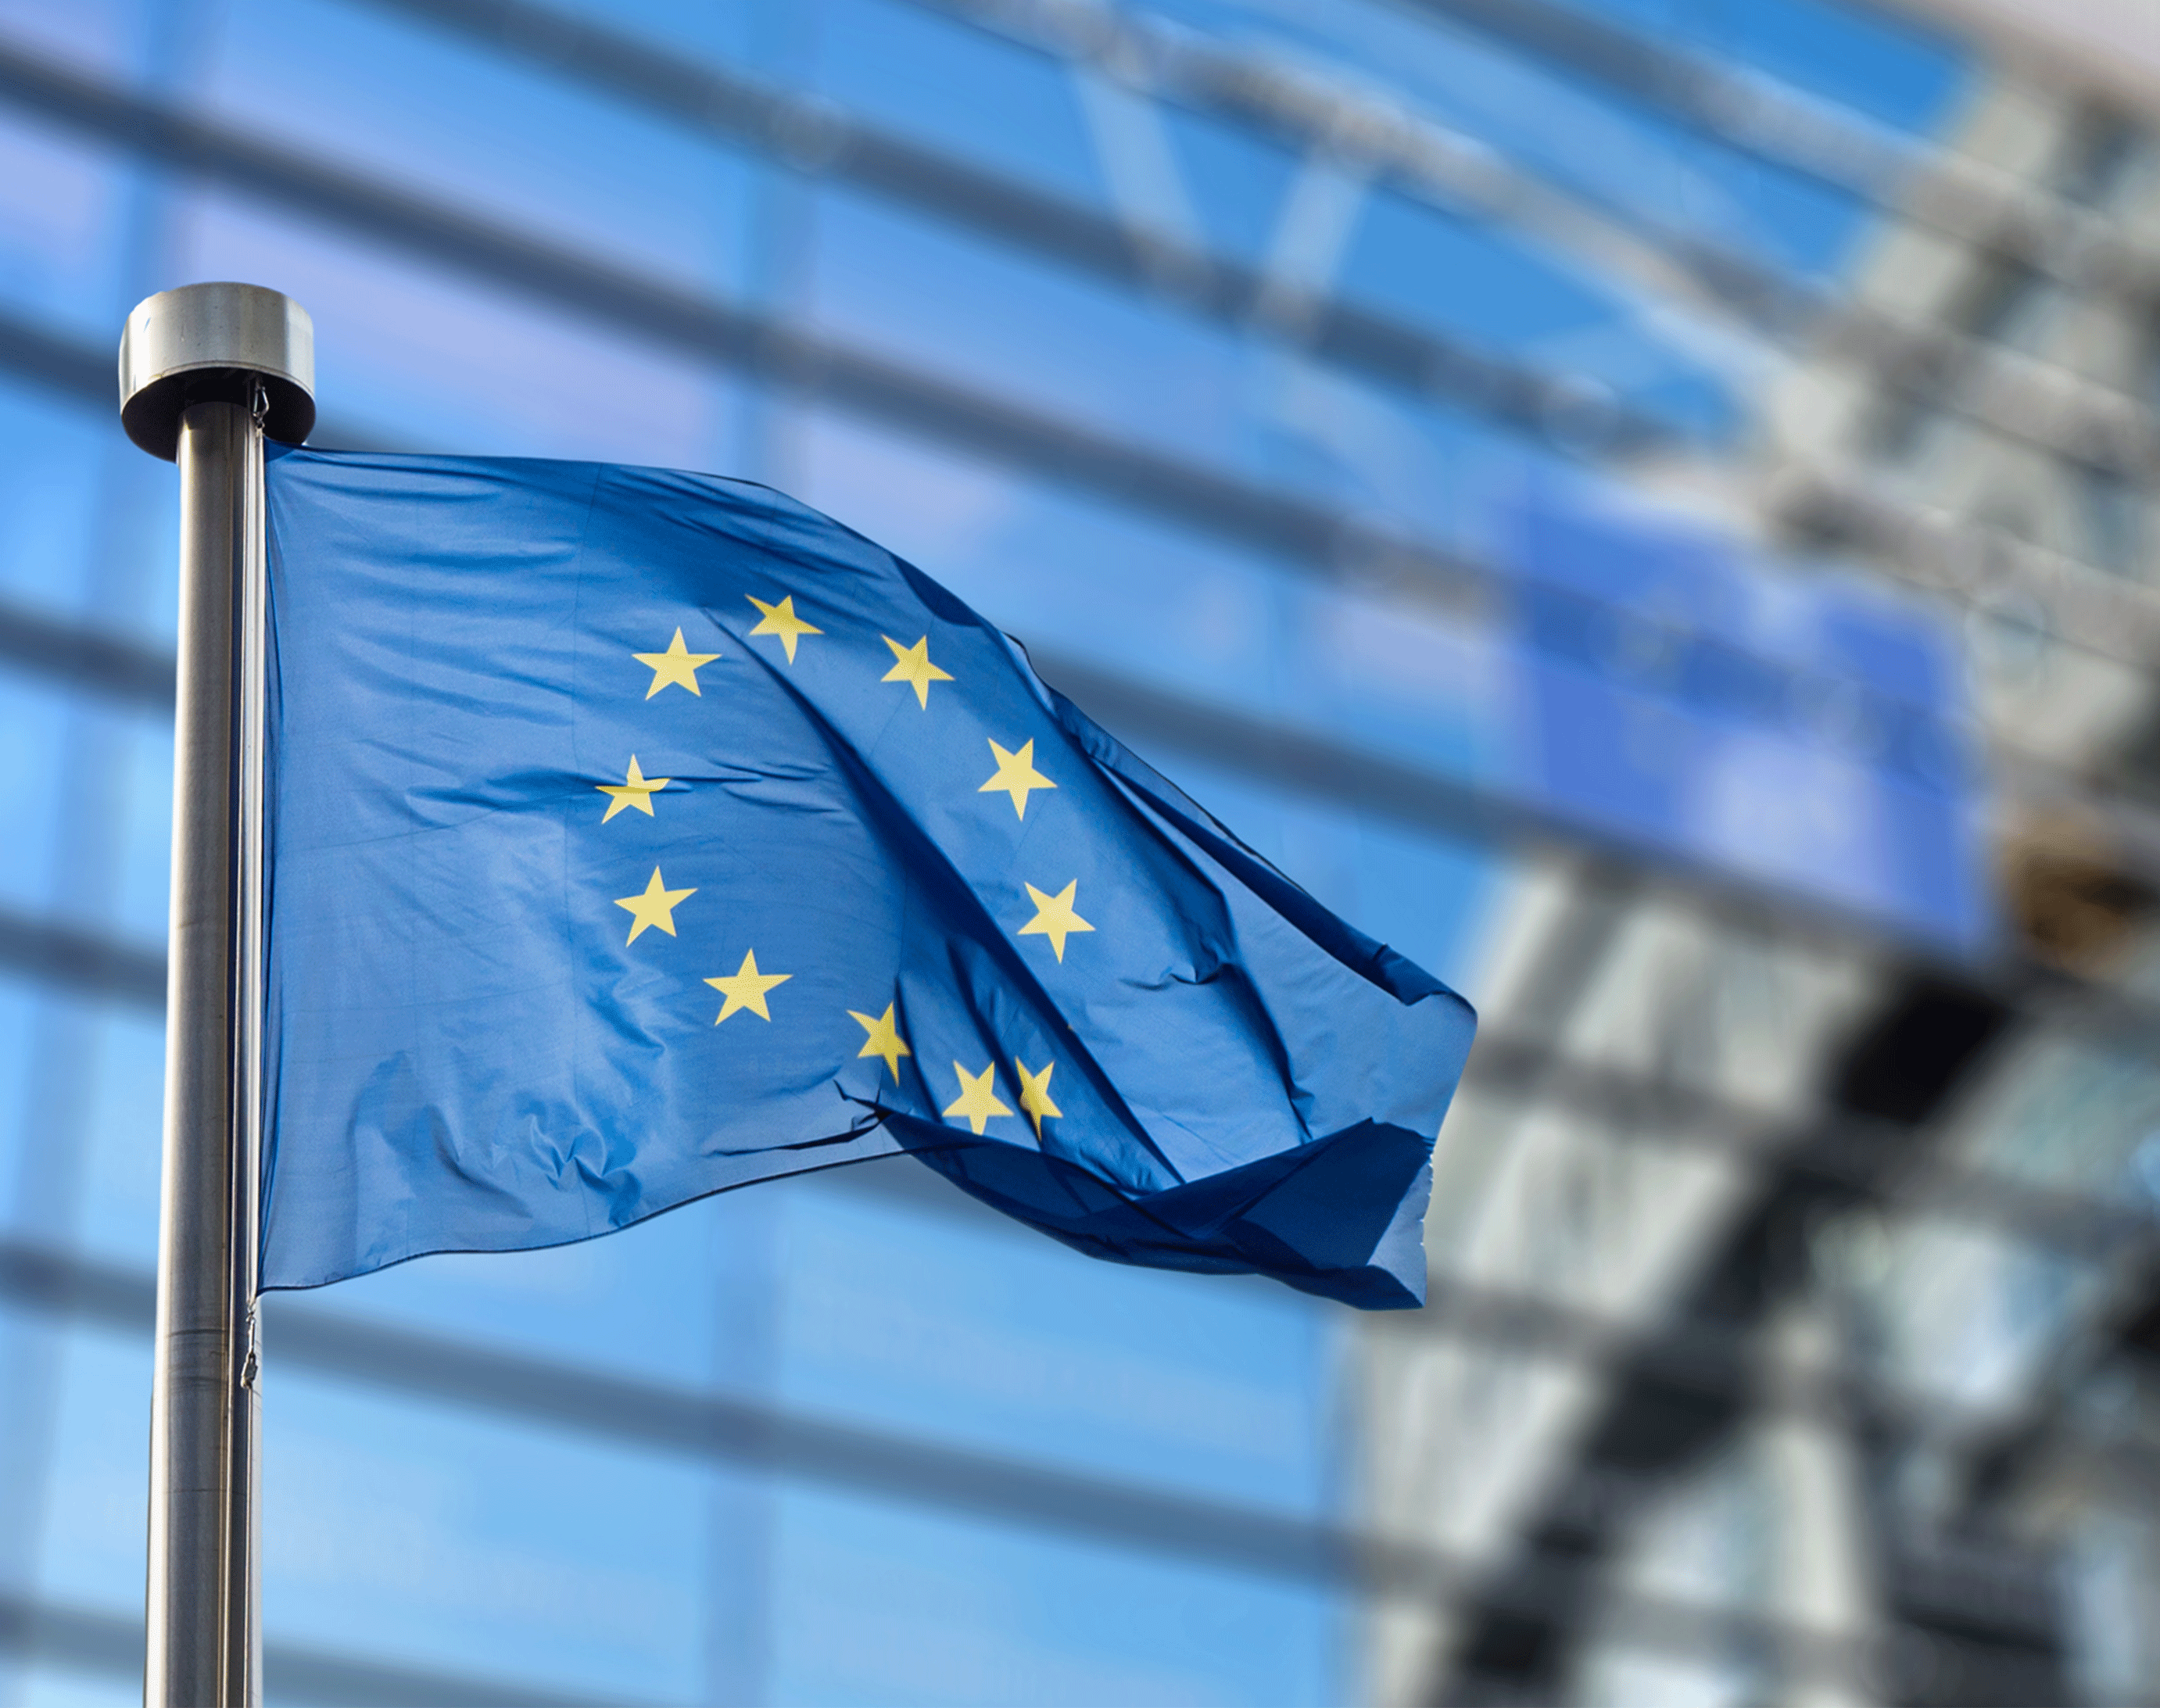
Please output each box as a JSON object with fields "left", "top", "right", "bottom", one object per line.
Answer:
{"left": 119, "top": 283, "right": 313, "bottom": 1708}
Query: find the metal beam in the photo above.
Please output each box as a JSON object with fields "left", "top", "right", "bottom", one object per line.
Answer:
{"left": 13, "top": 296, "right": 2160, "bottom": 977}
{"left": 0, "top": 578, "right": 1909, "bottom": 965}
{"left": 355, "top": 0, "right": 1674, "bottom": 462}
{"left": 894, "top": 0, "right": 2160, "bottom": 683}
{"left": 0, "top": 1589, "right": 663, "bottom": 1707}
{"left": 0, "top": 908, "right": 165, "bottom": 1008}
{"left": 0, "top": 822, "right": 2142, "bottom": 1260}
{"left": 0, "top": 7, "right": 2146, "bottom": 709}
{"left": 0, "top": 307, "right": 2119, "bottom": 997}
{"left": 0, "top": 597, "right": 176, "bottom": 712}
{"left": 418, "top": 0, "right": 2160, "bottom": 514}
{"left": 0, "top": 1235, "right": 1947, "bottom": 1693}
{"left": 1422, "top": 970, "right": 2067, "bottom": 1706}
{"left": 915, "top": 0, "right": 2160, "bottom": 488}
{"left": 0, "top": 32, "right": 1511, "bottom": 605}
{"left": 347, "top": 0, "right": 2160, "bottom": 668}
{"left": 1390, "top": 0, "right": 2160, "bottom": 304}
{"left": 0, "top": 538, "right": 2148, "bottom": 1262}
{"left": 0, "top": 358, "right": 2149, "bottom": 1278}
{"left": 2, "top": 35, "right": 2158, "bottom": 686}
{"left": 1879, "top": 0, "right": 2160, "bottom": 116}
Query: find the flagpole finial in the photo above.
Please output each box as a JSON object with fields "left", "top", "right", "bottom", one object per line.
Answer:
{"left": 119, "top": 281, "right": 315, "bottom": 460}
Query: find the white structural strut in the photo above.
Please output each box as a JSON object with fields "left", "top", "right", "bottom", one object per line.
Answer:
{"left": 919, "top": 0, "right": 2160, "bottom": 482}
{"left": 118, "top": 282, "right": 313, "bottom": 1708}
{"left": 1884, "top": 0, "right": 2160, "bottom": 115}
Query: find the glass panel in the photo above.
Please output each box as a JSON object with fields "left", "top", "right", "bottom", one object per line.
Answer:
{"left": 209, "top": 0, "right": 761, "bottom": 301}
{"left": 815, "top": 0, "right": 1105, "bottom": 210}
{"left": 769, "top": 1177, "right": 1341, "bottom": 1513}
{"left": 764, "top": 1484, "right": 1346, "bottom": 1708}
{"left": 259, "top": 1372, "right": 711, "bottom": 1701}
{"left": 0, "top": 384, "right": 112, "bottom": 624}
{"left": 69, "top": 1005, "right": 167, "bottom": 1265}
{"left": 0, "top": 115, "right": 134, "bottom": 339}
{"left": 167, "top": 191, "right": 748, "bottom": 467}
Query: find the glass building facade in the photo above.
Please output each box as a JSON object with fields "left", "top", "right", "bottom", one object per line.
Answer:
{"left": 1, "top": 0, "right": 2157, "bottom": 1703}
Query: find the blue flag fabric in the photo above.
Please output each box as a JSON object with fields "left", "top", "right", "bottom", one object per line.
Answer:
{"left": 260, "top": 447, "right": 1476, "bottom": 1308}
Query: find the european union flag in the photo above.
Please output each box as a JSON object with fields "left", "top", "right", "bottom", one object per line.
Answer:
{"left": 260, "top": 448, "right": 1476, "bottom": 1308}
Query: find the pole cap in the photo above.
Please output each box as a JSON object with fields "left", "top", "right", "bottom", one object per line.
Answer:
{"left": 118, "top": 282, "right": 315, "bottom": 460}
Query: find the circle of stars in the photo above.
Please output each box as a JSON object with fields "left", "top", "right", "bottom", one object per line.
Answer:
{"left": 604, "top": 602, "right": 1105, "bottom": 1142}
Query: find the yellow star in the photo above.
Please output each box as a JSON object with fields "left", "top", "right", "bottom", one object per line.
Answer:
{"left": 704, "top": 949, "right": 791, "bottom": 1024}
{"left": 632, "top": 627, "right": 720, "bottom": 699}
{"left": 596, "top": 755, "right": 671, "bottom": 822}
{"left": 848, "top": 1002, "right": 912, "bottom": 1082}
{"left": 1018, "top": 880, "right": 1094, "bottom": 962}
{"left": 881, "top": 634, "right": 954, "bottom": 708}
{"left": 942, "top": 1061, "right": 1012, "bottom": 1134}
{"left": 1012, "top": 1056, "right": 1062, "bottom": 1138}
{"left": 614, "top": 867, "right": 695, "bottom": 944}
{"left": 746, "top": 593, "right": 822, "bottom": 664}
{"left": 977, "top": 738, "right": 1056, "bottom": 820}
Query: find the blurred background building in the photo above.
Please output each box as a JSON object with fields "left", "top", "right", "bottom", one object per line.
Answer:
{"left": 0, "top": 0, "right": 2156, "bottom": 1702}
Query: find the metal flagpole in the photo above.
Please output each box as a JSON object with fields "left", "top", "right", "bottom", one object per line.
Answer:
{"left": 118, "top": 283, "right": 314, "bottom": 1708}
